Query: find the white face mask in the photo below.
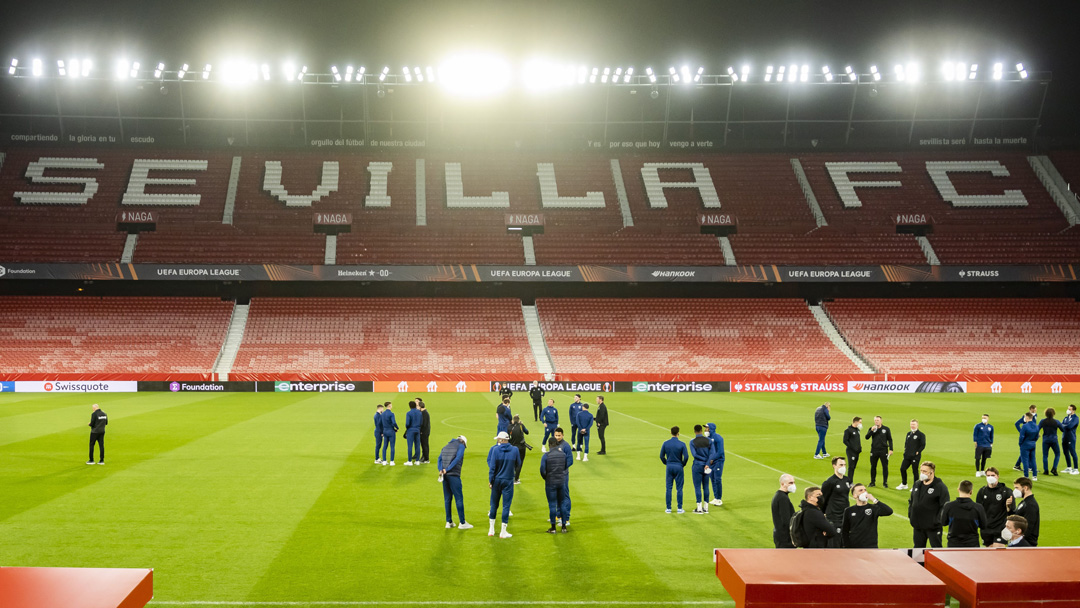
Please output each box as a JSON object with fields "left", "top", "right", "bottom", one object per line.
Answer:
{"left": 919, "top": 473, "right": 930, "bottom": 482}
{"left": 837, "top": 466, "right": 847, "bottom": 476}
{"left": 857, "top": 423, "right": 863, "bottom": 429}
{"left": 858, "top": 492, "right": 869, "bottom": 503}
{"left": 982, "top": 418, "right": 988, "bottom": 424}
{"left": 1000, "top": 527, "right": 1014, "bottom": 542}
{"left": 1013, "top": 489, "right": 1023, "bottom": 500}
{"left": 703, "top": 431, "right": 710, "bottom": 437}
{"left": 986, "top": 476, "right": 998, "bottom": 487}
{"left": 787, "top": 483, "right": 797, "bottom": 494}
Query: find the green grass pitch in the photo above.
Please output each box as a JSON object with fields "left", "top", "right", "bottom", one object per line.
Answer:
{"left": 2, "top": 391, "right": 1078, "bottom": 606}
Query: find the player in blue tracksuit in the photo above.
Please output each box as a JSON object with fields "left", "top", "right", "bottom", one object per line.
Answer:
{"left": 814, "top": 402, "right": 832, "bottom": 458}
{"left": 374, "top": 403, "right": 386, "bottom": 463}
{"left": 1013, "top": 405, "right": 1038, "bottom": 470}
{"left": 1018, "top": 413, "right": 1039, "bottom": 479}
{"left": 689, "top": 425, "right": 714, "bottom": 514}
{"left": 540, "top": 437, "right": 573, "bottom": 532}
{"left": 575, "top": 404, "right": 594, "bottom": 461}
{"left": 706, "top": 422, "right": 725, "bottom": 506}
{"left": 1039, "top": 408, "right": 1064, "bottom": 476}
{"left": 488, "top": 431, "right": 522, "bottom": 538}
{"left": 553, "top": 428, "right": 574, "bottom": 525}
{"left": 541, "top": 399, "right": 559, "bottom": 449}
{"left": 496, "top": 398, "right": 513, "bottom": 434}
{"left": 438, "top": 436, "right": 472, "bottom": 529}
{"left": 1063, "top": 405, "right": 1079, "bottom": 475}
{"left": 404, "top": 401, "right": 423, "bottom": 465}
{"left": 973, "top": 414, "right": 994, "bottom": 474}
{"left": 380, "top": 403, "right": 399, "bottom": 464}
{"left": 660, "top": 426, "right": 689, "bottom": 513}
{"left": 568, "top": 395, "right": 584, "bottom": 451}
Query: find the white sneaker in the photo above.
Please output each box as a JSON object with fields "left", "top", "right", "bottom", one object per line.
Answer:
{"left": 975, "top": 471, "right": 984, "bottom": 477}
{"left": 445, "top": 522, "right": 455, "bottom": 529}
{"left": 1071, "top": 469, "right": 1079, "bottom": 475}
{"left": 381, "top": 460, "right": 388, "bottom": 466}
{"left": 404, "top": 461, "right": 413, "bottom": 466}
{"left": 677, "top": 508, "right": 685, "bottom": 514}
{"left": 703, "top": 506, "right": 709, "bottom": 513}
{"left": 508, "top": 511, "right": 514, "bottom": 517}
{"left": 86, "top": 461, "right": 95, "bottom": 465}
{"left": 375, "top": 459, "right": 382, "bottom": 464}
{"left": 514, "top": 480, "right": 521, "bottom": 485}
{"left": 583, "top": 455, "right": 589, "bottom": 462}
{"left": 1032, "top": 476, "right": 1038, "bottom": 481}
{"left": 542, "top": 446, "right": 548, "bottom": 453}
{"left": 665, "top": 509, "right": 672, "bottom": 514}
{"left": 458, "top": 522, "right": 474, "bottom": 530}
{"left": 576, "top": 451, "right": 581, "bottom": 460}
{"left": 389, "top": 461, "right": 395, "bottom": 466}
{"left": 98, "top": 462, "right": 105, "bottom": 465}
{"left": 895, "top": 484, "right": 908, "bottom": 490}
{"left": 715, "top": 499, "right": 722, "bottom": 506}
{"left": 711, "top": 499, "right": 724, "bottom": 506}
{"left": 499, "top": 530, "right": 513, "bottom": 539}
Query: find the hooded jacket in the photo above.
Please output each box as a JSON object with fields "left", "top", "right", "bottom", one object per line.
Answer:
{"left": 800, "top": 500, "right": 836, "bottom": 549}
{"left": 706, "top": 423, "right": 725, "bottom": 467}
{"left": 380, "top": 410, "right": 398, "bottom": 435}
{"left": 487, "top": 442, "right": 521, "bottom": 484}
{"left": 908, "top": 476, "right": 950, "bottom": 529}
{"left": 941, "top": 496, "right": 987, "bottom": 547}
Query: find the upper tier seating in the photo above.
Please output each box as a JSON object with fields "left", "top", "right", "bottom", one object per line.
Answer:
{"left": 0, "top": 296, "right": 231, "bottom": 374}
{"left": 230, "top": 298, "right": 537, "bottom": 376}
{"left": 823, "top": 298, "right": 1080, "bottom": 374}
{"left": 536, "top": 298, "right": 859, "bottom": 375}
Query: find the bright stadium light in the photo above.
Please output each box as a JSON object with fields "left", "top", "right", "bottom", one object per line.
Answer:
{"left": 262, "top": 63, "right": 270, "bottom": 81}
{"left": 414, "top": 67, "right": 423, "bottom": 83}
{"left": 870, "top": 65, "right": 881, "bottom": 81}
{"left": 777, "top": 65, "right": 785, "bottom": 82}
{"left": 906, "top": 62, "right": 920, "bottom": 83}
{"left": 8, "top": 58, "right": 17, "bottom": 75}
{"left": 845, "top": 65, "right": 856, "bottom": 81}
{"left": 296, "top": 65, "right": 307, "bottom": 82}
{"left": 727, "top": 66, "right": 736, "bottom": 82}
{"left": 623, "top": 66, "right": 633, "bottom": 83}
{"left": 798, "top": 64, "right": 807, "bottom": 82}
{"left": 1017, "top": 63, "right": 1028, "bottom": 79}
{"left": 968, "top": 64, "right": 978, "bottom": 80}
{"left": 589, "top": 67, "right": 598, "bottom": 83}
{"left": 765, "top": 65, "right": 773, "bottom": 82}
{"left": 177, "top": 63, "right": 189, "bottom": 79}
{"left": 57, "top": 60, "right": 66, "bottom": 77}
{"left": 401, "top": 66, "right": 412, "bottom": 82}
{"left": 426, "top": 66, "right": 435, "bottom": 83}
{"left": 943, "top": 62, "right": 955, "bottom": 81}
{"left": 437, "top": 52, "right": 512, "bottom": 98}
{"left": 822, "top": 65, "right": 833, "bottom": 82}
{"left": 202, "top": 63, "right": 212, "bottom": 80}
{"left": 129, "top": 61, "right": 139, "bottom": 79}
{"left": 32, "top": 58, "right": 42, "bottom": 77}
{"left": 378, "top": 66, "right": 388, "bottom": 82}
{"left": 788, "top": 64, "right": 797, "bottom": 83}
{"left": 344, "top": 65, "right": 354, "bottom": 82}
{"left": 601, "top": 67, "right": 609, "bottom": 84}
{"left": 668, "top": 66, "right": 678, "bottom": 83}
{"left": 680, "top": 65, "right": 691, "bottom": 84}
{"left": 522, "top": 58, "right": 563, "bottom": 92}
{"left": 992, "top": 62, "right": 1003, "bottom": 80}
{"left": 694, "top": 66, "right": 703, "bottom": 83}
{"left": 332, "top": 65, "right": 342, "bottom": 81}
{"left": 741, "top": 65, "right": 749, "bottom": 81}
{"left": 154, "top": 62, "right": 164, "bottom": 78}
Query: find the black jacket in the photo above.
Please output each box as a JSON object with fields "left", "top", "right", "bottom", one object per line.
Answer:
{"left": 865, "top": 425, "right": 894, "bottom": 453}
{"left": 976, "top": 484, "right": 1011, "bottom": 536}
{"left": 1008, "top": 494, "right": 1039, "bottom": 547}
{"left": 499, "top": 386, "right": 513, "bottom": 400}
{"left": 820, "top": 474, "right": 852, "bottom": 525}
{"left": 908, "top": 477, "right": 950, "bottom": 529}
{"left": 800, "top": 500, "right": 836, "bottom": 549}
{"left": 903, "top": 430, "right": 926, "bottom": 459}
{"left": 771, "top": 490, "right": 796, "bottom": 548}
{"left": 595, "top": 403, "right": 609, "bottom": 426}
{"left": 842, "top": 501, "right": 893, "bottom": 548}
{"left": 89, "top": 409, "right": 108, "bottom": 434}
{"left": 941, "top": 497, "right": 987, "bottom": 547}
{"left": 529, "top": 386, "right": 546, "bottom": 402}
{"left": 420, "top": 409, "right": 431, "bottom": 435}
{"left": 509, "top": 421, "right": 530, "bottom": 447}
{"left": 843, "top": 426, "right": 862, "bottom": 454}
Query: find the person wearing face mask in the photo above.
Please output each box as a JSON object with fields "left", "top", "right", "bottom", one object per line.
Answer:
{"left": 908, "top": 461, "right": 949, "bottom": 548}
{"left": 706, "top": 422, "right": 725, "bottom": 507}
{"left": 940, "top": 480, "right": 987, "bottom": 548}
{"left": 799, "top": 486, "right": 837, "bottom": 548}
{"left": 1017, "top": 413, "right": 1040, "bottom": 480}
{"left": 991, "top": 515, "right": 1032, "bottom": 547}
{"left": 1013, "top": 405, "right": 1039, "bottom": 472}
{"left": 771, "top": 474, "right": 797, "bottom": 548}
{"left": 843, "top": 417, "right": 863, "bottom": 482}
{"left": 865, "top": 415, "right": 893, "bottom": 488}
{"left": 976, "top": 467, "right": 1011, "bottom": 547}
{"left": 820, "top": 457, "right": 851, "bottom": 547}
{"left": 660, "top": 426, "right": 689, "bottom": 514}
{"left": 813, "top": 402, "right": 831, "bottom": 459}
{"left": 897, "top": 419, "right": 926, "bottom": 491}
{"left": 1063, "top": 404, "right": 1079, "bottom": 475}
{"left": 841, "top": 483, "right": 893, "bottom": 549}
{"left": 973, "top": 414, "right": 994, "bottom": 476}
{"left": 1005, "top": 477, "right": 1039, "bottom": 546}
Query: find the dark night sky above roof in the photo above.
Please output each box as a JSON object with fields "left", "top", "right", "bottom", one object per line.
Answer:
{"left": 1, "top": 0, "right": 1077, "bottom": 134}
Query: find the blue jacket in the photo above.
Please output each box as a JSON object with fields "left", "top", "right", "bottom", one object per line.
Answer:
{"left": 815, "top": 406, "right": 831, "bottom": 428}
{"left": 973, "top": 422, "right": 994, "bottom": 447}
{"left": 438, "top": 440, "right": 465, "bottom": 476}
{"left": 1016, "top": 414, "right": 1038, "bottom": 433}
{"left": 1063, "top": 413, "right": 1079, "bottom": 443}
{"left": 577, "top": 409, "right": 594, "bottom": 432}
{"left": 540, "top": 448, "right": 572, "bottom": 487}
{"left": 541, "top": 406, "right": 559, "bottom": 428}
{"left": 496, "top": 404, "right": 513, "bottom": 433}
{"left": 569, "top": 401, "right": 583, "bottom": 426}
{"left": 1019, "top": 420, "right": 1039, "bottom": 449}
{"left": 373, "top": 411, "right": 383, "bottom": 436}
{"left": 707, "top": 423, "right": 725, "bottom": 466}
{"left": 488, "top": 442, "right": 521, "bottom": 484}
{"left": 689, "top": 433, "right": 715, "bottom": 468}
{"left": 1040, "top": 418, "right": 1063, "bottom": 442}
{"left": 381, "top": 410, "right": 398, "bottom": 435}
{"left": 660, "top": 437, "right": 688, "bottom": 467}
{"left": 405, "top": 408, "right": 422, "bottom": 436}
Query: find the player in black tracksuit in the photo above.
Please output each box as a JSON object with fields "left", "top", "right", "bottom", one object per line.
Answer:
{"left": 771, "top": 475, "right": 796, "bottom": 548}
{"left": 841, "top": 484, "right": 893, "bottom": 548}
{"left": 499, "top": 385, "right": 513, "bottom": 402}
{"left": 899, "top": 420, "right": 926, "bottom": 488}
{"left": 1007, "top": 481, "right": 1040, "bottom": 546}
{"left": 820, "top": 460, "right": 851, "bottom": 547}
{"left": 976, "top": 468, "right": 1011, "bottom": 546}
{"left": 529, "top": 383, "right": 546, "bottom": 421}
{"left": 418, "top": 400, "right": 431, "bottom": 463}
{"left": 940, "top": 481, "right": 987, "bottom": 548}
{"left": 843, "top": 418, "right": 863, "bottom": 481}
{"left": 800, "top": 489, "right": 836, "bottom": 549}
{"left": 87, "top": 404, "right": 108, "bottom": 464}
{"left": 908, "top": 463, "right": 950, "bottom": 548}
{"left": 865, "top": 417, "right": 893, "bottom": 488}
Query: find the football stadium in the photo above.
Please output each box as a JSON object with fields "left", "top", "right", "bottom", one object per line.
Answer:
{"left": 2, "top": 1, "right": 1080, "bottom": 606}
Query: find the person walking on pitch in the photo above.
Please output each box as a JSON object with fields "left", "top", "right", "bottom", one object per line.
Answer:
{"left": 660, "top": 426, "right": 689, "bottom": 513}
{"left": 487, "top": 431, "right": 521, "bottom": 538}
{"left": 438, "top": 435, "right": 473, "bottom": 530}
{"left": 529, "top": 382, "right": 546, "bottom": 422}
{"left": 813, "top": 402, "right": 831, "bottom": 459}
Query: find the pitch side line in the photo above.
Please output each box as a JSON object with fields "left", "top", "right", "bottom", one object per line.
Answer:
{"left": 151, "top": 602, "right": 734, "bottom": 606}
{"left": 609, "top": 408, "right": 911, "bottom": 521}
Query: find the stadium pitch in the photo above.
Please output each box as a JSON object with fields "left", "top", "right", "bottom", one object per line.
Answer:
{"left": 2, "top": 390, "right": 1078, "bottom": 606}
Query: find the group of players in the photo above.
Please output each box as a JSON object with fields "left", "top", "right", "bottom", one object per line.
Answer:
{"left": 770, "top": 401, "right": 1077, "bottom": 550}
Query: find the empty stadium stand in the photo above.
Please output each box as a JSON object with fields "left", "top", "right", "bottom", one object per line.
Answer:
{"left": 727, "top": 233, "right": 927, "bottom": 265}
{"left": 536, "top": 298, "right": 860, "bottom": 377}
{"left": 532, "top": 231, "right": 725, "bottom": 265}
{"left": 0, "top": 296, "right": 232, "bottom": 375}
{"left": 823, "top": 298, "right": 1080, "bottom": 374}
{"left": 229, "top": 298, "right": 538, "bottom": 378}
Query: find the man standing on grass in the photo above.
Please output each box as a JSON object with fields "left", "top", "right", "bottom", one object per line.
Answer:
{"left": 87, "top": 403, "right": 107, "bottom": 465}
{"left": 499, "top": 383, "right": 513, "bottom": 402}
{"left": 575, "top": 403, "right": 593, "bottom": 462}
{"left": 897, "top": 419, "right": 925, "bottom": 490}
{"left": 404, "top": 401, "right": 422, "bottom": 466}
{"left": 540, "top": 437, "right": 572, "bottom": 533}
{"left": 941, "top": 480, "right": 987, "bottom": 548}
{"left": 594, "top": 396, "right": 609, "bottom": 455}
{"left": 771, "top": 474, "right": 796, "bottom": 548}
{"left": 529, "top": 382, "right": 546, "bottom": 422}
{"left": 380, "top": 402, "right": 398, "bottom": 465}
{"left": 843, "top": 417, "right": 863, "bottom": 481}
{"left": 660, "top": 426, "right": 689, "bottom": 514}
{"left": 976, "top": 467, "right": 1011, "bottom": 546}
{"left": 706, "top": 422, "right": 725, "bottom": 507}
{"left": 813, "top": 402, "right": 831, "bottom": 459}
{"left": 689, "top": 425, "right": 713, "bottom": 514}
{"left": 841, "top": 483, "right": 893, "bottom": 549}
{"left": 1006, "top": 477, "right": 1039, "bottom": 546}
{"left": 865, "top": 416, "right": 893, "bottom": 488}
{"left": 508, "top": 415, "right": 530, "bottom": 484}
{"left": 820, "top": 457, "right": 850, "bottom": 547}
{"left": 1013, "top": 404, "right": 1038, "bottom": 471}
{"left": 496, "top": 397, "right": 513, "bottom": 435}
{"left": 908, "top": 461, "right": 949, "bottom": 548}
{"left": 553, "top": 428, "right": 573, "bottom": 526}
{"left": 973, "top": 414, "right": 994, "bottom": 477}
{"left": 1017, "top": 412, "right": 1039, "bottom": 480}
{"left": 799, "top": 487, "right": 836, "bottom": 548}
{"left": 374, "top": 404, "right": 385, "bottom": 464}
{"left": 568, "top": 395, "right": 584, "bottom": 452}
{"left": 541, "top": 398, "right": 559, "bottom": 452}
{"left": 418, "top": 399, "right": 431, "bottom": 464}
{"left": 1062, "top": 404, "right": 1078, "bottom": 475}
{"left": 488, "top": 431, "right": 521, "bottom": 539}
{"left": 438, "top": 435, "right": 473, "bottom": 530}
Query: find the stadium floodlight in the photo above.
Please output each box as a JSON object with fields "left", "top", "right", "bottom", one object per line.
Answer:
{"left": 202, "top": 64, "right": 212, "bottom": 80}
{"left": 8, "top": 58, "right": 17, "bottom": 75}
{"left": 968, "top": 64, "right": 977, "bottom": 80}
{"left": 992, "top": 62, "right": 1003, "bottom": 80}
{"left": 261, "top": 63, "right": 270, "bottom": 81}
{"left": 401, "top": 66, "right": 412, "bottom": 82}
{"left": 741, "top": 65, "right": 749, "bottom": 82}
{"left": 589, "top": 67, "right": 598, "bottom": 83}
{"left": 154, "top": 62, "right": 164, "bottom": 78}
{"left": 906, "top": 63, "right": 920, "bottom": 83}
{"left": 694, "top": 66, "right": 703, "bottom": 83}
{"left": 1017, "top": 63, "right": 1028, "bottom": 79}
{"left": 800, "top": 64, "right": 809, "bottom": 82}
{"left": 776, "top": 65, "right": 785, "bottom": 82}
{"left": 601, "top": 67, "right": 609, "bottom": 84}
{"left": 32, "top": 58, "right": 42, "bottom": 77}
{"left": 296, "top": 65, "right": 307, "bottom": 82}
{"left": 765, "top": 65, "right": 773, "bottom": 82}
{"left": 870, "top": 65, "right": 881, "bottom": 81}
{"left": 332, "top": 65, "right": 341, "bottom": 81}
{"left": 57, "top": 60, "right": 66, "bottom": 77}
{"left": 942, "top": 62, "right": 954, "bottom": 81}
{"left": 437, "top": 51, "right": 512, "bottom": 98}
{"left": 414, "top": 67, "right": 423, "bottom": 83}
{"left": 822, "top": 65, "right": 833, "bottom": 82}
{"left": 788, "top": 64, "right": 798, "bottom": 83}
{"left": 425, "top": 66, "right": 435, "bottom": 83}
{"left": 378, "top": 66, "right": 389, "bottom": 82}
{"left": 894, "top": 64, "right": 905, "bottom": 81}
{"left": 344, "top": 65, "right": 354, "bottom": 82}
{"left": 177, "top": 63, "right": 188, "bottom": 79}
{"left": 523, "top": 58, "right": 565, "bottom": 92}
{"left": 623, "top": 66, "right": 633, "bottom": 83}
{"left": 69, "top": 59, "right": 80, "bottom": 78}
{"left": 727, "top": 66, "right": 736, "bottom": 82}
{"left": 845, "top": 65, "right": 856, "bottom": 82}
{"left": 130, "top": 62, "right": 140, "bottom": 79}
